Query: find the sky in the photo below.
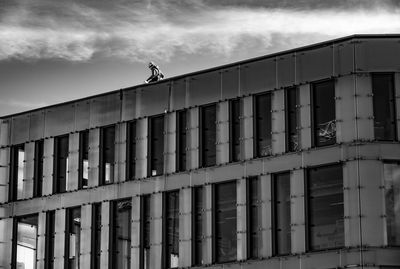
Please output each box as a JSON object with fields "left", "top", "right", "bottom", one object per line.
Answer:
{"left": 1, "top": 0, "right": 400, "bottom": 116}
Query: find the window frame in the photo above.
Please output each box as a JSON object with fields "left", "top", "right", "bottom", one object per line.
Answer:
{"left": 33, "top": 139, "right": 44, "bottom": 197}
{"left": 253, "top": 92, "right": 272, "bottom": 158}
{"left": 191, "top": 186, "right": 204, "bottom": 266}
{"left": 9, "top": 143, "right": 24, "bottom": 202}
{"left": 163, "top": 190, "right": 180, "bottom": 269}
{"left": 148, "top": 114, "right": 165, "bottom": 177}
{"left": 246, "top": 176, "right": 261, "bottom": 259}
{"left": 285, "top": 87, "right": 300, "bottom": 152}
{"left": 229, "top": 98, "right": 241, "bottom": 163}
{"left": 176, "top": 110, "right": 187, "bottom": 172}
{"left": 53, "top": 135, "right": 69, "bottom": 194}
{"left": 140, "top": 194, "right": 151, "bottom": 269}
{"left": 45, "top": 210, "right": 55, "bottom": 269}
{"left": 65, "top": 206, "right": 81, "bottom": 269}
{"left": 99, "top": 125, "right": 116, "bottom": 185}
{"left": 78, "top": 130, "right": 89, "bottom": 190}
{"left": 199, "top": 103, "right": 217, "bottom": 168}
{"left": 91, "top": 203, "right": 102, "bottom": 269}
{"left": 126, "top": 120, "right": 137, "bottom": 181}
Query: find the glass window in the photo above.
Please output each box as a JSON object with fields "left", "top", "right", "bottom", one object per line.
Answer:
{"left": 100, "top": 126, "right": 115, "bottom": 185}
{"left": 45, "top": 211, "right": 55, "bottom": 269}
{"left": 383, "top": 162, "right": 400, "bottom": 246}
{"left": 91, "top": 203, "right": 102, "bottom": 269}
{"left": 247, "top": 176, "right": 261, "bottom": 259}
{"left": 192, "top": 186, "right": 204, "bottom": 266}
{"left": 214, "top": 181, "right": 237, "bottom": 263}
{"left": 273, "top": 172, "right": 291, "bottom": 255}
{"left": 54, "top": 135, "right": 69, "bottom": 193}
{"left": 33, "top": 140, "right": 44, "bottom": 197}
{"left": 111, "top": 199, "right": 132, "bottom": 269}
{"left": 285, "top": 87, "right": 300, "bottom": 152}
{"left": 79, "top": 131, "right": 89, "bottom": 189}
{"left": 164, "top": 191, "right": 180, "bottom": 268}
{"left": 9, "top": 144, "right": 24, "bottom": 201}
{"left": 176, "top": 110, "right": 187, "bottom": 172}
{"left": 66, "top": 207, "right": 81, "bottom": 269}
{"left": 254, "top": 93, "right": 272, "bottom": 157}
{"left": 149, "top": 115, "right": 164, "bottom": 176}
{"left": 126, "top": 121, "right": 136, "bottom": 181}
{"left": 230, "top": 99, "right": 241, "bottom": 162}
{"left": 372, "top": 74, "right": 397, "bottom": 141}
{"left": 312, "top": 80, "right": 336, "bottom": 147}
{"left": 307, "top": 164, "right": 344, "bottom": 251}
{"left": 200, "top": 104, "right": 216, "bottom": 167}
{"left": 12, "top": 215, "right": 38, "bottom": 269}
{"left": 140, "top": 195, "right": 151, "bottom": 269}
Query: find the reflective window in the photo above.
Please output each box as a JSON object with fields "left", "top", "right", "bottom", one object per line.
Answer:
{"left": 9, "top": 144, "right": 24, "bottom": 201}
{"left": 140, "top": 195, "right": 151, "bottom": 269}
{"left": 176, "top": 110, "right": 187, "bottom": 172}
{"left": 12, "top": 215, "right": 38, "bottom": 269}
{"left": 111, "top": 199, "right": 132, "bottom": 269}
{"left": 54, "top": 135, "right": 69, "bottom": 193}
{"left": 383, "top": 162, "right": 400, "bottom": 246}
{"left": 192, "top": 186, "right": 204, "bottom": 266}
{"left": 273, "top": 172, "right": 291, "bottom": 255}
{"left": 307, "top": 164, "right": 344, "bottom": 250}
{"left": 100, "top": 126, "right": 115, "bottom": 185}
{"left": 45, "top": 211, "right": 55, "bottom": 269}
{"left": 91, "top": 203, "right": 102, "bottom": 269}
{"left": 230, "top": 99, "right": 241, "bottom": 162}
{"left": 285, "top": 87, "right": 300, "bottom": 152}
{"left": 247, "top": 176, "right": 261, "bottom": 259}
{"left": 33, "top": 140, "right": 44, "bottom": 197}
{"left": 66, "top": 207, "right": 81, "bottom": 269}
{"left": 79, "top": 131, "right": 89, "bottom": 189}
{"left": 149, "top": 115, "right": 164, "bottom": 176}
{"left": 312, "top": 80, "right": 336, "bottom": 147}
{"left": 164, "top": 191, "right": 180, "bottom": 268}
{"left": 255, "top": 93, "right": 272, "bottom": 157}
{"left": 126, "top": 121, "right": 137, "bottom": 180}
{"left": 372, "top": 74, "right": 397, "bottom": 141}
{"left": 215, "top": 181, "right": 237, "bottom": 263}
{"left": 200, "top": 104, "right": 216, "bottom": 167}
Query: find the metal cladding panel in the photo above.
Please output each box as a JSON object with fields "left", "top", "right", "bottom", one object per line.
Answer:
{"left": 170, "top": 79, "right": 187, "bottom": 111}
{"left": 88, "top": 129, "right": 100, "bottom": 187}
{"left": 242, "top": 96, "right": 253, "bottom": 160}
{"left": 29, "top": 110, "right": 45, "bottom": 141}
{"left": 122, "top": 89, "right": 137, "bottom": 122}
{"left": 131, "top": 196, "right": 141, "bottom": 269}
{"left": 0, "top": 218, "right": 12, "bottom": 268}
{"left": 0, "top": 148, "right": 9, "bottom": 203}
{"left": 396, "top": 73, "right": 400, "bottom": 141}
{"left": 188, "top": 71, "right": 221, "bottom": 107}
{"left": 80, "top": 205, "right": 92, "bottom": 269}
{"left": 271, "top": 90, "right": 285, "bottom": 155}
{"left": 188, "top": 107, "right": 199, "bottom": 170}
{"left": 42, "top": 138, "right": 54, "bottom": 196}
{"left": 54, "top": 209, "right": 66, "bottom": 269}
{"left": 179, "top": 188, "right": 192, "bottom": 267}
{"left": 302, "top": 147, "right": 342, "bottom": 168}
{"left": 277, "top": 54, "right": 295, "bottom": 88}
{"left": 336, "top": 75, "right": 357, "bottom": 143}
{"left": 291, "top": 169, "right": 306, "bottom": 254}
{"left": 216, "top": 102, "right": 229, "bottom": 165}
{"left": 299, "top": 84, "right": 311, "bottom": 149}
{"left": 23, "top": 142, "right": 35, "bottom": 199}
{"left": 100, "top": 201, "right": 110, "bottom": 269}
{"left": 137, "top": 83, "right": 170, "bottom": 117}
{"left": 114, "top": 123, "right": 125, "bottom": 182}
{"left": 355, "top": 38, "right": 400, "bottom": 72}
{"left": 135, "top": 118, "right": 148, "bottom": 179}
{"left": 0, "top": 120, "right": 10, "bottom": 147}
{"left": 37, "top": 212, "right": 46, "bottom": 267}
{"left": 237, "top": 178, "right": 247, "bottom": 261}
{"left": 150, "top": 193, "right": 163, "bottom": 269}
{"left": 297, "top": 45, "right": 333, "bottom": 83}
{"left": 204, "top": 184, "right": 213, "bottom": 265}
{"left": 165, "top": 113, "right": 176, "bottom": 174}
{"left": 355, "top": 74, "right": 374, "bottom": 140}
{"left": 240, "top": 58, "right": 276, "bottom": 96}
{"left": 89, "top": 93, "right": 121, "bottom": 128}
{"left": 44, "top": 104, "right": 75, "bottom": 137}
{"left": 74, "top": 100, "right": 90, "bottom": 131}
{"left": 300, "top": 251, "right": 341, "bottom": 269}
{"left": 67, "top": 133, "right": 79, "bottom": 191}
{"left": 334, "top": 41, "right": 354, "bottom": 76}
{"left": 222, "top": 67, "right": 239, "bottom": 100}
{"left": 11, "top": 114, "right": 30, "bottom": 145}
{"left": 260, "top": 174, "right": 272, "bottom": 258}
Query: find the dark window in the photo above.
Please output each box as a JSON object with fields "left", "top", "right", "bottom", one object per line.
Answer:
{"left": 214, "top": 181, "right": 237, "bottom": 263}
{"left": 192, "top": 186, "right": 204, "bottom": 266}
{"left": 12, "top": 214, "right": 38, "bottom": 269}
{"left": 148, "top": 115, "right": 164, "bottom": 177}
{"left": 65, "top": 207, "right": 81, "bottom": 269}
{"left": 126, "top": 121, "right": 137, "bottom": 181}
{"left": 9, "top": 144, "right": 24, "bottom": 201}
{"left": 372, "top": 73, "right": 397, "bottom": 141}
{"left": 254, "top": 93, "right": 272, "bottom": 157}
{"left": 100, "top": 126, "right": 115, "bottom": 185}
{"left": 54, "top": 135, "right": 69, "bottom": 193}
{"left": 247, "top": 176, "right": 261, "bottom": 259}
{"left": 45, "top": 211, "right": 55, "bottom": 269}
{"left": 79, "top": 131, "right": 89, "bottom": 189}
{"left": 383, "top": 162, "right": 400, "bottom": 246}
{"left": 312, "top": 80, "right": 336, "bottom": 147}
{"left": 164, "top": 191, "right": 180, "bottom": 268}
{"left": 285, "top": 87, "right": 300, "bottom": 152}
{"left": 230, "top": 99, "right": 241, "bottom": 162}
{"left": 273, "top": 172, "right": 291, "bottom": 255}
{"left": 176, "top": 110, "right": 187, "bottom": 172}
{"left": 110, "top": 199, "right": 132, "bottom": 269}
{"left": 33, "top": 140, "right": 44, "bottom": 197}
{"left": 140, "top": 195, "right": 151, "bottom": 269}
{"left": 200, "top": 104, "right": 216, "bottom": 167}
{"left": 91, "top": 203, "right": 102, "bottom": 269}
{"left": 307, "top": 164, "right": 344, "bottom": 251}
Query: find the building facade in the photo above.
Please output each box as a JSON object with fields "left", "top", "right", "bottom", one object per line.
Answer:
{"left": 0, "top": 35, "right": 400, "bottom": 269}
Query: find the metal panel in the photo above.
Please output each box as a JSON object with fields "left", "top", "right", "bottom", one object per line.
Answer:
{"left": 179, "top": 188, "right": 192, "bottom": 267}
{"left": 355, "top": 74, "right": 374, "bottom": 140}
{"left": 11, "top": 114, "right": 30, "bottom": 145}
{"left": 237, "top": 178, "right": 247, "bottom": 261}
{"left": 203, "top": 184, "right": 213, "bottom": 265}
{"left": 135, "top": 118, "right": 148, "bottom": 179}
{"left": 334, "top": 41, "right": 354, "bottom": 76}
{"left": 29, "top": 110, "right": 45, "bottom": 141}
{"left": 80, "top": 205, "right": 92, "bottom": 269}
{"left": 0, "top": 218, "right": 12, "bottom": 268}
{"left": 67, "top": 133, "right": 79, "bottom": 191}
{"left": 150, "top": 193, "right": 163, "bottom": 269}
{"left": 170, "top": 79, "right": 187, "bottom": 111}
{"left": 37, "top": 212, "right": 46, "bottom": 269}
{"left": 222, "top": 67, "right": 239, "bottom": 100}
{"left": 23, "top": 142, "right": 35, "bottom": 199}
{"left": 336, "top": 75, "right": 357, "bottom": 143}
{"left": 297, "top": 45, "right": 333, "bottom": 83}
{"left": 355, "top": 38, "right": 400, "bottom": 72}
{"left": 44, "top": 104, "right": 75, "bottom": 137}
{"left": 100, "top": 201, "right": 110, "bottom": 269}
{"left": 216, "top": 102, "right": 229, "bottom": 165}
{"left": 122, "top": 89, "right": 137, "bottom": 122}
{"left": 165, "top": 112, "right": 176, "bottom": 174}
{"left": 291, "top": 169, "right": 306, "bottom": 254}
{"left": 131, "top": 196, "right": 141, "bottom": 269}
{"left": 242, "top": 96, "right": 253, "bottom": 160}
{"left": 188, "top": 107, "right": 199, "bottom": 170}
{"left": 240, "top": 59, "right": 275, "bottom": 96}
{"left": 42, "top": 138, "right": 54, "bottom": 196}
{"left": 137, "top": 83, "right": 170, "bottom": 117}
{"left": 299, "top": 84, "right": 311, "bottom": 149}
{"left": 396, "top": 73, "right": 400, "bottom": 141}
{"left": 74, "top": 100, "right": 90, "bottom": 131}
{"left": 114, "top": 123, "right": 125, "bottom": 182}
{"left": 260, "top": 174, "right": 272, "bottom": 258}
{"left": 277, "top": 54, "right": 295, "bottom": 88}
{"left": 88, "top": 129, "right": 100, "bottom": 187}
{"left": 188, "top": 71, "right": 221, "bottom": 107}
{"left": 271, "top": 90, "right": 285, "bottom": 154}
{"left": 0, "top": 120, "right": 10, "bottom": 147}
{"left": 54, "top": 209, "right": 66, "bottom": 269}
{"left": 0, "top": 148, "right": 9, "bottom": 203}
{"left": 89, "top": 92, "right": 121, "bottom": 128}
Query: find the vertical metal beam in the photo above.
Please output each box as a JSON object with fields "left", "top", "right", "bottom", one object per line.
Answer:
{"left": 188, "top": 107, "right": 199, "bottom": 170}
{"left": 42, "top": 138, "right": 54, "bottom": 196}
{"left": 0, "top": 218, "right": 13, "bottom": 269}
{"left": 100, "top": 201, "right": 110, "bottom": 269}
{"left": 67, "top": 133, "right": 79, "bottom": 191}
{"left": 179, "top": 188, "right": 192, "bottom": 267}
{"left": 299, "top": 84, "right": 311, "bottom": 149}
{"left": 272, "top": 89, "right": 286, "bottom": 154}
{"left": 36, "top": 212, "right": 47, "bottom": 269}
{"left": 0, "top": 147, "right": 9, "bottom": 203}
{"left": 291, "top": 169, "right": 306, "bottom": 254}
{"left": 216, "top": 101, "right": 230, "bottom": 165}
{"left": 115, "top": 122, "right": 127, "bottom": 182}
{"left": 165, "top": 112, "right": 177, "bottom": 174}
{"left": 131, "top": 196, "right": 141, "bottom": 269}
{"left": 150, "top": 192, "right": 163, "bottom": 269}
{"left": 395, "top": 73, "right": 400, "bottom": 141}
{"left": 53, "top": 209, "right": 66, "bottom": 269}
{"left": 355, "top": 74, "right": 374, "bottom": 141}
{"left": 260, "top": 174, "right": 272, "bottom": 258}
{"left": 242, "top": 96, "right": 254, "bottom": 160}
{"left": 203, "top": 184, "right": 213, "bottom": 265}
{"left": 336, "top": 75, "right": 357, "bottom": 143}
{"left": 79, "top": 204, "right": 92, "bottom": 268}
{"left": 237, "top": 178, "right": 247, "bottom": 261}
{"left": 88, "top": 129, "right": 100, "bottom": 188}
{"left": 135, "top": 118, "right": 148, "bottom": 179}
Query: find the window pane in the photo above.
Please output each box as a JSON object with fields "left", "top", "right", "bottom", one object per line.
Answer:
{"left": 66, "top": 207, "right": 81, "bottom": 269}
{"left": 33, "top": 140, "right": 44, "bottom": 197}
{"left": 384, "top": 162, "right": 400, "bottom": 246}
{"left": 101, "top": 126, "right": 115, "bottom": 184}
{"left": 248, "top": 177, "right": 261, "bottom": 258}
{"left": 15, "top": 215, "right": 38, "bottom": 269}
{"left": 127, "top": 121, "right": 137, "bottom": 180}
{"left": 176, "top": 110, "right": 187, "bottom": 172}
{"left": 215, "top": 181, "right": 237, "bottom": 263}
{"left": 286, "top": 87, "right": 300, "bottom": 152}
{"left": 255, "top": 93, "right": 272, "bottom": 157}
{"left": 45, "top": 211, "right": 55, "bottom": 269}
{"left": 149, "top": 115, "right": 164, "bottom": 176}
{"left": 230, "top": 99, "right": 241, "bottom": 162}
{"left": 141, "top": 195, "right": 151, "bottom": 269}
{"left": 274, "top": 172, "right": 291, "bottom": 255}
{"left": 112, "top": 200, "right": 132, "bottom": 269}
{"left": 92, "top": 203, "right": 102, "bottom": 269}
{"left": 312, "top": 80, "right": 336, "bottom": 147}
{"left": 193, "top": 187, "right": 204, "bottom": 266}
{"left": 79, "top": 131, "right": 89, "bottom": 189}
{"left": 308, "top": 165, "right": 344, "bottom": 250}
{"left": 201, "top": 104, "right": 216, "bottom": 167}
{"left": 10, "top": 144, "right": 25, "bottom": 201}
{"left": 165, "top": 191, "right": 179, "bottom": 268}
{"left": 54, "top": 135, "right": 69, "bottom": 193}
{"left": 372, "top": 74, "right": 396, "bottom": 141}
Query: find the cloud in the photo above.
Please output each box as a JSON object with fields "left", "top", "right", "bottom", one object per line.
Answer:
{"left": 1, "top": 0, "right": 400, "bottom": 62}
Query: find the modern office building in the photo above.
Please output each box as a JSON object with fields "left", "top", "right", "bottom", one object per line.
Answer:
{"left": 0, "top": 34, "right": 400, "bottom": 269}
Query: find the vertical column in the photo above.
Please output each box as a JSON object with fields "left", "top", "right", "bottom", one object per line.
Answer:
{"left": 36, "top": 212, "right": 46, "bottom": 269}
{"left": 216, "top": 101, "right": 229, "bottom": 165}
{"left": 242, "top": 96, "right": 253, "bottom": 160}
{"left": 299, "top": 84, "right": 311, "bottom": 149}
{"left": 188, "top": 107, "right": 199, "bottom": 170}
{"left": 0, "top": 120, "right": 10, "bottom": 147}
{"left": 0, "top": 218, "right": 13, "bottom": 268}
{"left": 0, "top": 147, "right": 10, "bottom": 203}
{"left": 115, "top": 123, "right": 127, "bottom": 182}
{"left": 23, "top": 142, "right": 34, "bottom": 199}
{"left": 355, "top": 73, "right": 374, "bottom": 141}
{"left": 54, "top": 209, "right": 66, "bottom": 269}
{"left": 165, "top": 112, "right": 176, "bottom": 174}
{"left": 100, "top": 201, "right": 110, "bottom": 269}
{"left": 88, "top": 129, "right": 100, "bottom": 188}
{"left": 80, "top": 205, "right": 92, "bottom": 268}
{"left": 67, "top": 133, "right": 79, "bottom": 191}
{"left": 150, "top": 193, "right": 163, "bottom": 269}
{"left": 272, "top": 89, "right": 285, "bottom": 155}
{"left": 135, "top": 118, "right": 148, "bottom": 179}
{"left": 237, "top": 178, "right": 247, "bottom": 261}
{"left": 179, "top": 188, "right": 192, "bottom": 267}
{"left": 203, "top": 184, "right": 213, "bottom": 265}
{"left": 260, "top": 174, "right": 272, "bottom": 258}
{"left": 42, "top": 138, "right": 54, "bottom": 195}
{"left": 336, "top": 75, "right": 357, "bottom": 143}
{"left": 395, "top": 73, "right": 400, "bottom": 141}
{"left": 291, "top": 169, "right": 306, "bottom": 254}
{"left": 131, "top": 196, "right": 141, "bottom": 269}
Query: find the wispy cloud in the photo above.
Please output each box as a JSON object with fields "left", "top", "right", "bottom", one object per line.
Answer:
{"left": 1, "top": 0, "right": 400, "bottom": 62}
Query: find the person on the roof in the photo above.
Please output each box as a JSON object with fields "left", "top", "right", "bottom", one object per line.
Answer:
{"left": 144, "top": 62, "right": 164, "bottom": 83}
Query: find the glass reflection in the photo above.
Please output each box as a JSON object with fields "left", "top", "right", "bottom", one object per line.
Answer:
{"left": 16, "top": 215, "right": 38, "bottom": 269}
{"left": 201, "top": 104, "right": 216, "bottom": 167}
{"left": 101, "top": 126, "right": 115, "bottom": 184}
{"left": 274, "top": 172, "right": 291, "bottom": 255}
{"left": 66, "top": 207, "right": 81, "bottom": 269}
{"left": 384, "top": 162, "right": 400, "bottom": 245}
{"left": 112, "top": 200, "right": 132, "bottom": 269}
{"left": 255, "top": 93, "right": 272, "bottom": 157}
{"left": 165, "top": 191, "right": 179, "bottom": 268}
{"left": 17, "top": 146, "right": 25, "bottom": 200}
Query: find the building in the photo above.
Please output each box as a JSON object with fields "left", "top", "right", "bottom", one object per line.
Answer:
{"left": 0, "top": 34, "right": 400, "bottom": 269}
